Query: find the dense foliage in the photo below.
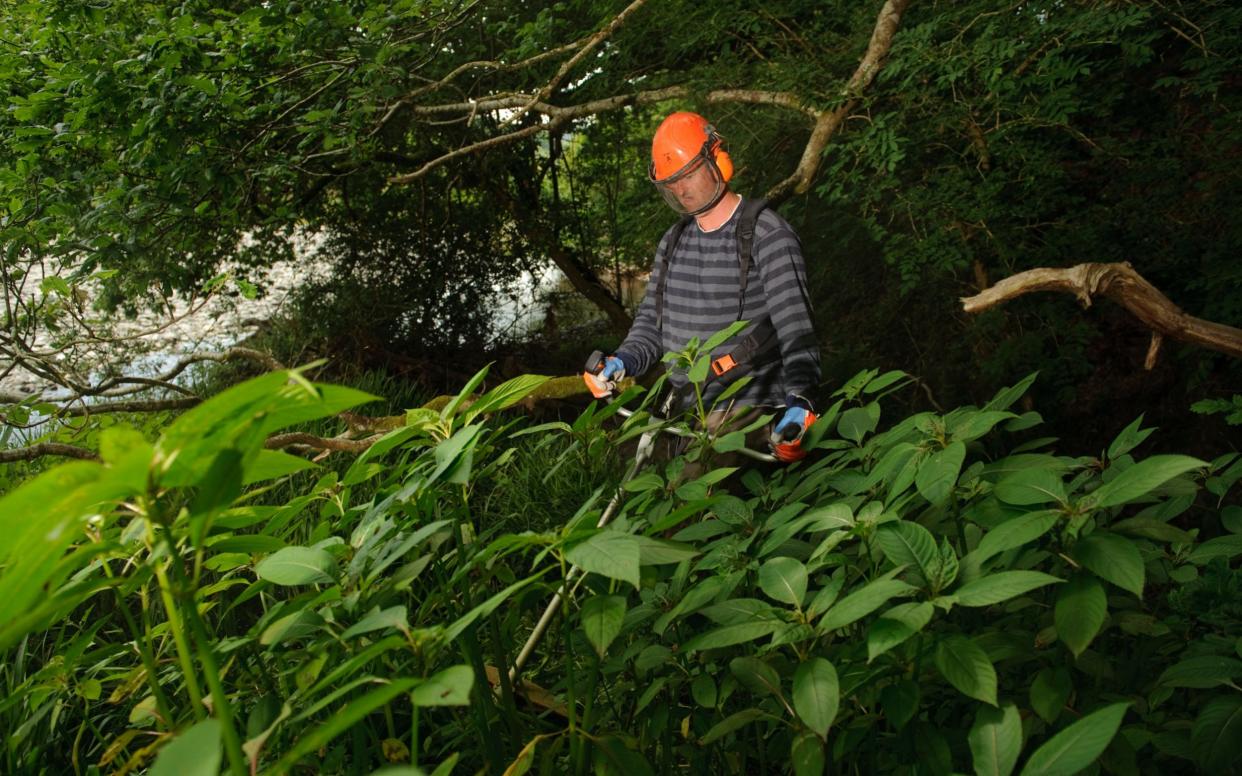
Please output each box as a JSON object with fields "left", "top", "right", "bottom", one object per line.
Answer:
{"left": 2, "top": 356, "right": 1240, "bottom": 774}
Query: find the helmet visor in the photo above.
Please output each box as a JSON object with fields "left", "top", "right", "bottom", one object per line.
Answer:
{"left": 648, "top": 153, "right": 726, "bottom": 216}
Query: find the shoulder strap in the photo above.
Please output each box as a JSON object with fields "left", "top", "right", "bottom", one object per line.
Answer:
{"left": 654, "top": 215, "right": 692, "bottom": 330}
{"left": 735, "top": 197, "right": 768, "bottom": 320}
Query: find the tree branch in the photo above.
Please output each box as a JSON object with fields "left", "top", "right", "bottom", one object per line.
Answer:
{"left": 960, "top": 262, "right": 1242, "bottom": 366}
{"left": 0, "top": 442, "right": 99, "bottom": 463}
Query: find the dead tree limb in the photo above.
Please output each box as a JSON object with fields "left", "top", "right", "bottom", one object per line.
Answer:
{"left": 0, "top": 442, "right": 99, "bottom": 463}
{"left": 960, "top": 262, "right": 1242, "bottom": 367}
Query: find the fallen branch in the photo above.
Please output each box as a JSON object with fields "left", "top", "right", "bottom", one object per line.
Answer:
{"left": 0, "top": 442, "right": 99, "bottom": 463}
{"left": 960, "top": 262, "right": 1242, "bottom": 366}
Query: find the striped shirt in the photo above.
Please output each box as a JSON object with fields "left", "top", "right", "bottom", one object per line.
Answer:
{"left": 617, "top": 199, "right": 820, "bottom": 410}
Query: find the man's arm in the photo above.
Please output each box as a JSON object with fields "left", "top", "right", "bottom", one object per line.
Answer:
{"left": 755, "top": 214, "right": 821, "bottom": 405}
{"left": 614, "top": 231, "right": 674, "bottom": 378}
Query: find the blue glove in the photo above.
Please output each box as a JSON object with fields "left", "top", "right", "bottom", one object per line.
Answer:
{"left": 773, "top": 406, "right": 810, "bottom": 439}
{"left": 599, "top": 356, "right": 625, "bottom": 381}
{"left": 584, "top": 355, "right": 626, "bottom": 398}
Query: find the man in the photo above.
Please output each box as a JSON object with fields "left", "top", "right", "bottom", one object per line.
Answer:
{"left": 585, "top": 111, "right": 821, "bottom": 462}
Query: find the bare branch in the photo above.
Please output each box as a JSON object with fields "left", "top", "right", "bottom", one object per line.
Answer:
{"left": 0, "top": 442, "right": 99, "bottom": 463}
{"left": 961, "top": 262, "right": 1242, "bottom": 366}
{"left": 264, "top": 432, "right": 384, "bottom": 454}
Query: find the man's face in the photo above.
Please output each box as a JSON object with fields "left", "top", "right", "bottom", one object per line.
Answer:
{"left": 657, "top": 157, "right": 724, "bottom": 215}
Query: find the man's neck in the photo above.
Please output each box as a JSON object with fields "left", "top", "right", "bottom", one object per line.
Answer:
{"left": 694, "top": 191, "right": 742, "bottom": 232}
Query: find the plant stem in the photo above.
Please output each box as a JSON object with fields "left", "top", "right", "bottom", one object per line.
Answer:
{"left": 150, "top": 553, "right": 206, "bottom": 719}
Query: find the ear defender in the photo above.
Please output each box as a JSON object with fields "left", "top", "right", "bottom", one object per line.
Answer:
{"left": 714, "top": 148, "right": 734, "bottom": 182}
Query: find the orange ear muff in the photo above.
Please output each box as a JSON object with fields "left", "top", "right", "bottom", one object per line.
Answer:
{"left": 715, "top": 149, "right": 734, "bottom": 182}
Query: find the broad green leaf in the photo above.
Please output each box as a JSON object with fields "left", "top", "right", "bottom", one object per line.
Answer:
{"left": 273, "top": 678, "right": 420, "bottom": 771}
{"left": 1029, "top": 667, "right": 1072, "bottom": 724}
{"left": 867, "top": 602, "right": 933, "bottom": 662}
{"left": 1191, "top": 695, "right": 1242, "bottom": 772}
{"left": 634, "top": 536, "right": 698, "bottom": 565}
{"left": 954, "top": 571, "right": 1063, "bottom": 607}
{"left": 1054, "top": 573, "right": 1107, "bottom": 658}
{"left": 1107, "top": 415, "right": 1155, "bottom": 461}
{"left": 984, "top": 373, "right": 1039, "bottom": 412}
{"left": 1157, "top": 655, "right": 1242, "bottom": 689}
{"left": 969, "top": 703, "right": 1022, "bottom": 776}
{"left": 702, "top": 320, "right": 751, "bottom": 352}
{"left": 341, "top": 605, "right": 407, "bottom": 640}
{"left": 462, "top": 374, "right": 551, "bottom": 422}
{"left": 255, "top": 546, "right": 337, "bottom": 586}
{"left": 864, "top": 370, "right": 908, "bottom": 394}
{"left": 935, "top": 635, "right": 998, "bottom": 706}
{"left": 1109, "top": 517, "right": 1193, "bottom": 544}
{"left": 682, "top": 620, "right": 781, "bottom": 653}
{"left": 691, "top": 674, "right": 717, "bottom": 708}
{"left": 566, "top": 531, "right": 641, "bottom": 588}
{"left": 410, "top": 665, "right": 473, "bottom": 706}
{"left": 758, "top": 557, "right": 808, "bottom": 607}
{"left": 881, "top": 680, "right": 920, "bottom": 730}
{"left": 242, "top": 449, "right": 318, "bottom": 485}
{"left": 994, "top": 469, "right": 1067, "bottom": 506}
{"left": 700, "top": 709, "right": 775, "bottom": 744}
{"left": 838, "top": 405, "right": 878, "bottom": 443}
{"left": 917, "top": 441, "right": 966, "bottom": 504}
{"left": 951, "top": 411, "right": 1018, "bottom": 443}
{"left": 1186, "top": 535, "right": 1242, "bottom": 565}
{"left": 1072, "top": 532, "right": 1144, "bottom": 597}
{"left": 581, "top": 595, "right": 626, "bottom": 658}
{"left": 973, "top": 510, "right": 1060, "bottom": 563}
{"left": 1018, "top": 702, "right": 1129, "bottom": 776}
{"left": 149, "top": 718, "right": 221, "bottom": 776}
{"left": 791, "top": 731, "right": 826, "bottom": 776}
{"left": 1085, "top": 455, "right": 1205, "bottom": 508}
{"left": 875, "top": 521, "right": 939, "bottom": 586}
{"left": 792, "top": 658, "right": 839, "bottom": 738}
{"left": 730, "top": 656, "right": 783, "bottom": 698}
{"left": 818, "top": 577, "right": 915, "bottom": 633}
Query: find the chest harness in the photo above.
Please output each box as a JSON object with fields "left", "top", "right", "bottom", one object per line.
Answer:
{"left": 652, "top": 197, "right": 782, "bottom": 396}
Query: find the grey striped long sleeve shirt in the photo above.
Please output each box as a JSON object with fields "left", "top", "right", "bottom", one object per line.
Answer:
{"left": 616, "top": 199, "right": 820, "bottom": 410}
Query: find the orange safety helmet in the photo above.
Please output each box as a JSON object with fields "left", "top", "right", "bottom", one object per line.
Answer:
{"left": 648, "top": 112, "right": 734, "bottom": 215}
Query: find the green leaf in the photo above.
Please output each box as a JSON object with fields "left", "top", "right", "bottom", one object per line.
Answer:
{"left": 875, "top": 521, "right": 940, "bottom": 587}
{"left": 973, "top": 511, "right": 1060, "bottom": 563}
{"left": 917, "top": 441, "right": 966, "bottom": 504}
{"left": 273, "top": 678, "right": 420, "bottom": 771}
{"left": 1186, "top": 535, "right": 1242, "bottom": 565}
{"left": 792, "top": 658, "right": 839, "bottom": 738}
{"left": 1072, "top": 532, "right": 1144, "bottom": 597}
{"left": 700, "top": 709, "right": 775, "bottom": 744}
{"left": 691, "top": 674, "right": 717, "bottom": 708}
{"left": 730, "top": 656, "right": 783, "bottom": 698}
{"left": 838, "top": 405, "right": 878, "bottom": 443}
{"left": 443, "top": 573, "right": 546, "bottom": 643}
{"left": 1054, "top": 573, "right": 1107, "bottom": 658}
{"left": 243, "top": 449, "right": 318, "bottom": 485}
{"left": 969, "top": 703, "right": 1023, "bottom": 776}
{"left": 935, "top": 635, "right": 998, "bottom": 706}
{"left": 255, "top": 546, "right": 336, "bottom": 586}
{"left": 758, "top": 557, "right": 808, "bottom": 606}
{"left": 994, "top": 469, "right": 1067, "bottom": 506}
{"left": 634, "top": 536, "right": 698, "bottom": 565}
{"left": 149, "top": 718, "right": 221, "bottom": 776}
{"left": 581, "top": 595, "right": 626, "bottom": 658}
{"left": 1018, "top": 702, "right": 1129, "bottom": 776}
{"left": 867, "top": 602, "right": 933, "bottom": 662}
{"left": 1085, "top": 455, "right": 1205, "bottom": 508}
{"left": 1107, "top": 415, "right": 1155, "bottom": 460}
{"left": 682, "top": 620, "right": 781, "bottom": 653}
{"left": 818, "top": 577, "right": 915, "bottom": 633}
{"left": 954, "top": 571, "right": 1063, "bottom": 607}
{"left": 461, "top": 374, "right": 551, "bottom": 423}
{"left": 791, "top": 731, "right": 826, "bottom": 776}
{"left": 1191, "top": 695, "right": 1242, "bottom": 772}
{"left": 1157, "top": 655, "right": 1242, "bottom": 689}
{"left": 410, "top": 665, "right": 473, "bottom": 706}
{"left": 702, "top": 320, "right": 750, "bottom": 352}
{"left": 1109, "top": 517, "right": 1193, "bottom": 544}
{"left": 1029, "top": 667, "right": 1072, "bottom": 724}
{"left": 566, "top": 531, "right": 641, "bottom": 588}
{"left": 881, "top": 680, "right": 919, "bottom": 730}
{"left": 951, "top": 411, "right": 1018, "bottom": 443}
{"left": 341, "top": 605, "right": 406, "bottom": 640}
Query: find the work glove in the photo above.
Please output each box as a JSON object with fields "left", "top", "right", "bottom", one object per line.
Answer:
{"left": 770, "top": 398, "right": 817, "bottom": 463}
{"left": 583, "top": 354, "right": 626, "bottom": 399}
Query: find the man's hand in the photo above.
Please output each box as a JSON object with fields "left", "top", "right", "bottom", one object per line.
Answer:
{"left": 770, "top": 404, "right": 816, "bottom": 462}
{"left": 583, "top": 354, "right": 626, "bottom": 399}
